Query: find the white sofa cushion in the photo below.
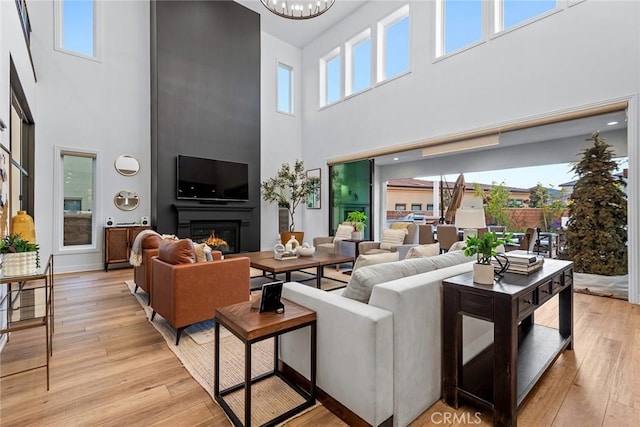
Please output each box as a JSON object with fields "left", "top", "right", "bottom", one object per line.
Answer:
{"left": 343, "top": 257, "right": 439, "bottom": 303}
{"left": 379, "top": 228, "right": 407, "bottom": 250}
{"left": 405, "top": 243, "right": 440, "bottom": 259}
{"left": 352, "top": 251, "right": 399, "bottom": 274}
{"left": 428, "top": 250, "right": 474, "bottom": 268}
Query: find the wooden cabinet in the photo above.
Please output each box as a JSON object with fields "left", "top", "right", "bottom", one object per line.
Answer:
{"left": 104, "top": 226, "right": 149, "bottom": 271}
{"left": 442, "top": 258, "right": 574, "bottom": 427}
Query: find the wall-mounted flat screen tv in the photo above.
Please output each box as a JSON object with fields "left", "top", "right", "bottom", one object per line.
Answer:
{"left": 177, "top": 155, "right": 249, "bottom": 202}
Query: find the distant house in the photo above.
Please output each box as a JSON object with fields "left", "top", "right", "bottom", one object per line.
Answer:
{"left": 386, "top": 178, "right": 531, "bottom": 220}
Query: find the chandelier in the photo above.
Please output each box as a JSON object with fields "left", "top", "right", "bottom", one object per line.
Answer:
{"left": 259, "top": 0, "right": 336, "bottom": 20}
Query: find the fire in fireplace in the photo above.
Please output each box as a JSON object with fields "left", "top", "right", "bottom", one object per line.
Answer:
{"left": 190, "top": 221, "right": 240, "bottom": 254}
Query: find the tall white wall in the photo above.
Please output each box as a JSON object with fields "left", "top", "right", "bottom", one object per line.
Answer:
{"left": 29, "top": 0, "right": 150, "bottom": 272}
{"left": 299, "top": 1, "right": 640, "bottom": 302}
{"left": 260, "top": 31, "right": 304, "bottom": 249}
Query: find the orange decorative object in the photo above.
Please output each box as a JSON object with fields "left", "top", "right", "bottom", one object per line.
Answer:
{"left": 12, "top": 210, "right": 36, "bottom": 244}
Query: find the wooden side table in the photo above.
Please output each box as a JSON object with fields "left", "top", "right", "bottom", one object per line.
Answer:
{"left": 214, "top": 299, "right": 316, "bottom": 426}
{"left": 442, "top": 259, "right": 573, "bottom": 427}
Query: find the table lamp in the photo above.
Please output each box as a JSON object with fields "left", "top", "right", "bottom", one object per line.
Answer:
{"left": 455, "top": 208, "right": 486, "bottom": 240}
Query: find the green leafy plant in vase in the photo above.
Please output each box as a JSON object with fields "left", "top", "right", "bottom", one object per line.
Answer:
{"left": 463, "top": 231, "right": 511, "bottom": 284}
{"left": 261, "top": 160, "right": 315, "bottom": 244}
{"left": 0, "top": 233, "right": 40, "bottom": 276}
{"left": 345, "top": 211, "right": 368, "bottom": 240}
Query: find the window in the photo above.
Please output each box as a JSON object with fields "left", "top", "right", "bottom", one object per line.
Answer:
{"left": 437, "top": 0, "right": 482, "bottom": 56}
{"left": 427, "top": 204, "right": 434, "bottom": 211}
{"left": 377, "top": 5, "right": 410, "bottom": 83}
{"left": 56, "top": 0, "right": 96, "bottom": 58}
{"left": 277, "top": 62, "right": 293, "bottom": 114}
{"left": 320, "top": 48, "right": 341, "bottom": 107}
{"left": 395, "top": 203, "right": 406, "bottom": 210}
{"left": 498, "top": 0, "right": 557, "bottom": 31}
{"left": 411, "top": 204, "right": 422, "bottom": 211}
{"left": 345, "top": 29, "right": 372, "bottom": 96}
{"left": 15, "top": 0, "right": 32, "bottom": 46}
{"left": 56, "top": 148, "right": 99, "bottom": 250}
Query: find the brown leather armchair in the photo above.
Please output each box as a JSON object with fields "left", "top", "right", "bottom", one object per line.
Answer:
{"left": 150, "top": 239, "right": 250, "bottom": 344}
{"left": 133, "top": 234, "right": 163, "bottom": 305}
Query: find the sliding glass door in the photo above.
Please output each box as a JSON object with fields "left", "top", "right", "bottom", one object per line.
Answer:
{"left": 329, "top": 159, "right": 373, "bottom": 240}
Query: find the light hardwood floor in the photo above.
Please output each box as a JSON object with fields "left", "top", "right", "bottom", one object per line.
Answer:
{"left": 1, "top": 269, "right": 638, "bottom": 426}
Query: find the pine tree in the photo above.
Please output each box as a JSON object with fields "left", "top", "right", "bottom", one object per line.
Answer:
{"left": 563, "top": 132, "right": 627, "bottom": 275}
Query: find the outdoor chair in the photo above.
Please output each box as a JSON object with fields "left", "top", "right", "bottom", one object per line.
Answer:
{"left": 436, "top": 225, "right": 460, "bottom": 252}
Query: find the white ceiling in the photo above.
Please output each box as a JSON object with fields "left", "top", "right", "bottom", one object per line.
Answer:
{"left": 375, "top": 111, "right": 629, "bottom": 165}
{"left": 236, "top": 0, "right": 368, "bottom": 48}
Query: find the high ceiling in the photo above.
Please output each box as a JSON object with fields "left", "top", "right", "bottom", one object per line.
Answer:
{"left": 375, "top": 111, "right": 629, "bottom": 165}
{"left": 236, "top": 0, "right": 368, "bottom": 48}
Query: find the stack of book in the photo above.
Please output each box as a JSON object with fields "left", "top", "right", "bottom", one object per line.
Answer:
{"left": 492, "top": 253, "right": 544, "bottom": 275}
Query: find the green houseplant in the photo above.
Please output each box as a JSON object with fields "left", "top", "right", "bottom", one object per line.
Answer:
{"left": 261, "top": 160, "right": 315, "bottom": 242}
{"left": 463, "top": 231, "right": 510, "bottom": 284}
{"left": 345, "top": 211, "right": 368, "bottom": 239}
{"left": 0, "top": 233, "right": 40, "bottom": 275}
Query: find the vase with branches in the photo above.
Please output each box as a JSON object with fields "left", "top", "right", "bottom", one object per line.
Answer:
{"left": 261, "top": 160, "right": 315, "bottom": 234}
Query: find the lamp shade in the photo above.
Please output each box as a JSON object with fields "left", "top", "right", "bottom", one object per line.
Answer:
{"left": 455, "top": 208, "right": 486, "bottom": 230}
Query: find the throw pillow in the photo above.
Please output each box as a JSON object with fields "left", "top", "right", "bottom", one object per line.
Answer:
{"left": 335, "top": 224, "right": 354, "bottom": 240}
{"left": 158, "top": 238, "right": 196, "bottom": 265}
{"left": 429, "top": 250, "right": 474, "bottom": 269}
{"left": 352, "top": 251, "right": 399, "bottom": 274}
{"left": 449, "top": 241, "right": 467, "bottom": 252}
{"left": 342, "top": 257, "right": 438, "bottom": 303}
{"left": 405, "top": 243, "right": 441, "bottom": 259}
{"left": 390, "top": 222, "right": 411, "bottom": 230}
{"left": 194, "top": 242, "right": 209, "bottom": 262}
{"left": 379, "top": 228, "right": 407, "bottom": 250}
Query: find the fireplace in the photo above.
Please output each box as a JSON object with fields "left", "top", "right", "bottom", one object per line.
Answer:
{"left": 190, "top": 221, "right": 241, "bottom": 254}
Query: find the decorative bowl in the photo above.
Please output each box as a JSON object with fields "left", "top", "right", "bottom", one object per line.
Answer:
{"left": 296, "top": 246, "right": 316, "bottom": 257}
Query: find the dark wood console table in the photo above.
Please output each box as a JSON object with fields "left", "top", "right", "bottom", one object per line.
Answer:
{"left": 442, "top": 258, "right": 573, "bottom": 427}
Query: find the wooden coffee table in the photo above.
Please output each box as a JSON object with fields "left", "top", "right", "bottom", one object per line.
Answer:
{"left": 214, "top": 299, "right": 316, "bottom": 426}
{"left": 228, "top": 251, "right": 353, "bottom": 289}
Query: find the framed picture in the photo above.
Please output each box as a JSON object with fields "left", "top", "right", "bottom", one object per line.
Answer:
{"left": 259, "top": 281, "right": 284, "bottom": 313}
{"left": 0, "top": 143, "right": 11, "bottom": 238}
{"left": 306, "top": 168, "right": 321, "bottom": 209}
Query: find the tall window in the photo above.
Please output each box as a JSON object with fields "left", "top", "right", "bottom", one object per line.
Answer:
{"left": 438, "top": 0, "right": 482, "bottom": 56}
{"left": 498, "top": 0, "right": 557, "bottom": 31}
{"left": 377, "top": 5, "right": 410, "bottom": 82}
{"left": 345, "top": 29, "right": 372, "bottom": 96}
{"left": 57, "top": 0, "right": 96, "bottom": 57}
{"left": 320, "top": 48, "right": 341, "bottom": 107}
{"left": 277, "top": 62, "right": 293, "bottom": 114}
{"left": 57, "top": 149, "right": 98, "bottom": 249}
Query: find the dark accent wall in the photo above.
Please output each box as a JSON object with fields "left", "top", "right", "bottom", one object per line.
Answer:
{"left": 150, "top": 0, "right": 261, "bottom": 250}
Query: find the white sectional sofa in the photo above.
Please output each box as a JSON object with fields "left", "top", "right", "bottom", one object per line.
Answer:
{"left": 279, "top": 251, "right": 494, "bottom": 427}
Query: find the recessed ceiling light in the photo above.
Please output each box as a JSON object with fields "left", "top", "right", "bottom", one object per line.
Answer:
{"left": 393, "top": 157, "right": 399, "bottom": 161}
{"left": 607, "top": 121, "right": 618, "bottom": 126}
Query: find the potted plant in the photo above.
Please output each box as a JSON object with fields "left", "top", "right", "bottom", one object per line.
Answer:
{"left": 0, "top": 233, "right": 40, "bottom": 276}
{"left": 463, "top": 231, "right": 510, "bottom": 284}
{"left": 345, "top": 211, "right": 368, "bottom": 240}
{"left": 261, "top": 160, "right": 315, "bottom": 244}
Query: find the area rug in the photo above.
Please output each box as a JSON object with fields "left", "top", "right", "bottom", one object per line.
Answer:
{"left": 125, "top": 281, "right": 319, "bottom": 425}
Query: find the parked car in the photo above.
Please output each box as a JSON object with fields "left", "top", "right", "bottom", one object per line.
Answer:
{"left": 386, "top": 212, "right": 427, "bottom": 227}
